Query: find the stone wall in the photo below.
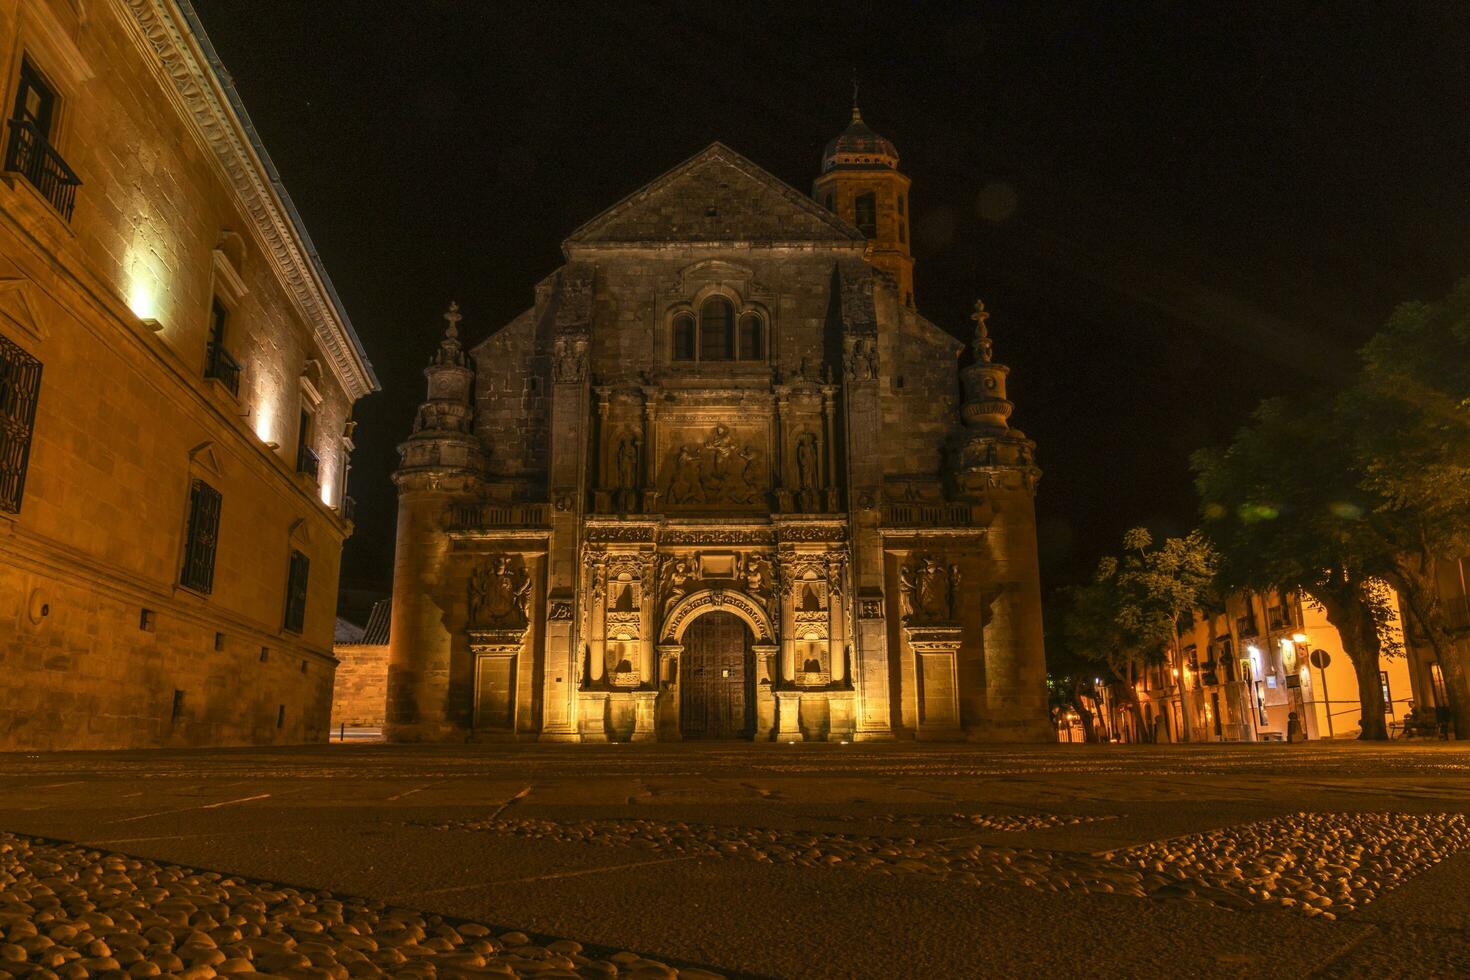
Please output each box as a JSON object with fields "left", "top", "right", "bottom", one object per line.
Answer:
{"left": 331, "top": 644, "right": 388, "bottom": 730}
{"left": 0, "top": 0, "right": 371, "bottom": 749}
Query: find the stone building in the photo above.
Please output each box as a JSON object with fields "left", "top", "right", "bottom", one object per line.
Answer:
{"left": 387, "top": 110, "right": 1048, "bottom": 742}
{"left": 0, "top": 0, "right": 377, "bottom": 749}
{"left": 332, "top": 599, "right": 390, "bottom": 735}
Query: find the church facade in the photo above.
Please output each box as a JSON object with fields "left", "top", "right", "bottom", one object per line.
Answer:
{"left": 386, "top": 110, "right": 1050, "bottom": 742}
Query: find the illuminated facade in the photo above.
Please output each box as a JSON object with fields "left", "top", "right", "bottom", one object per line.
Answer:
{"left": 1099, "top": 589, "right": 1416, "bottom": 743}
{"left": 0, "top": 0, "right": 377, "bottom": 748}
{"left": 386, "top": 115, "right": 1051, "bottom": 742}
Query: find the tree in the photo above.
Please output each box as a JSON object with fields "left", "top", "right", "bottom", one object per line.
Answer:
{"left": 1192, "top": 397, "right": 1397, "bottom": 739}
{"left": 1044, "top": 592, "right": 1104, "bottom": 741}
{"left": 1062, "top": 528, "right": 1216, "bottom": 742}
{"left": 1344, "top": 277, "right": 1470, "bottom": 737}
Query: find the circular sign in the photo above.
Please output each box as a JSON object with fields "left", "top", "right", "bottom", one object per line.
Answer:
{"left": 1309, "top": 649, "right": 1331, "bottom": 669}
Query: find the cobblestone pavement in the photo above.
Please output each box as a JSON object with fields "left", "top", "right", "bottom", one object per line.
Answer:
{"left": 0, "top": 833, "right": 721, "bottom": 979}
{"left": 3, "top": 742, "right": 1470, "bottom": 979}
{"left": 429, "top": 811, "right": 1470, "bottom": 920}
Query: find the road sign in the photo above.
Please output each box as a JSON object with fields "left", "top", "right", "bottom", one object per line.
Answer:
{"left": 1309, "top": 648, "right": 1331, "bottom": 670}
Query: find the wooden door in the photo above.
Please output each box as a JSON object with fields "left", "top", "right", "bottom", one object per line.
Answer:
{"left": 681, "top": 611, "right": 750, "bottom": 739}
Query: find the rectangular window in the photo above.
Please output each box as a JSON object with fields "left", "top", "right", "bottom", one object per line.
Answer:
{"left": 276, "top": 704, "right": 285, "bottom": 728}
{"left": 296, "top": 408, "right": 319, "bottom": 479}
{"left": 0, "top": 333, "right": 42, "bottom": 514}
{"left": 5, "top": 59, "right": 80, "bottom": 220}
{"left": 853, "top": 192, "right": 877, "bottom": 237}
{"left": 1430, "top": 663, "right": 1448, "bottom": 707}
{"left": 171, "top": 689, "right": 185, "bottom": 723}
{"left": 12, "top": 60, "right": 56, "bottom": 137}
{"left": 179, "top": 479, "right": 222, "bottom": 593}
{"left": 203, "top": 299, "right": 241, "bottom": 397}
{"left": 283, "top": 549, "right": 309, "bottom": 633}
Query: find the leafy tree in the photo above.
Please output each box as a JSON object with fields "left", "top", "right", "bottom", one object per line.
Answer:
{"left": 1343, "top": 277, "right": 1470, "bottom": 737}
{"left": 1193, "top": 397, "right": 1396, "bottom": 739}
{"left": 1062, "top": 528, "right": 1216, "bottom": 742}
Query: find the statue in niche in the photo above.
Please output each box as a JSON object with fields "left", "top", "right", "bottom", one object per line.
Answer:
{"left": 470, "top": 556, "right": 532, "bottom": 628}
{"left": 668, "top": 445, "right": 703, "bottom": 504}
{"left": 796, "top": 432, "right": 820, "bottom": 512}
{"left": 615, "top": 433, "right": 641, "bottom": 512}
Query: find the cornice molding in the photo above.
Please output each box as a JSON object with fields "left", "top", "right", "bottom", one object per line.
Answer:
{"left": 112, "top": 0, "right": 377, "bottom": 401}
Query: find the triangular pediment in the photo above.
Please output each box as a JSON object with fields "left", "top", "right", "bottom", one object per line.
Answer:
{"left": 0, "top": 276, "right": 49, "bottom": 341}
{"left": 564, "top": 142, "right": 866, "bottom": 248}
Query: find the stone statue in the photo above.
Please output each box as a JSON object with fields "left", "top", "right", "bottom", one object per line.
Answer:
{"left": 796, "top": 432, "right": 820, "bottom": 512}
{"left": 743, "top": 554, "right": 771, "bottom": 596}
{"left": 660, "top": 554, "right": 695, "bottom": 613}
{"left": 702, "top": 424, "right": 738, "bottom": 493}
{"left": 616, "top": 433, "right": 640, "bottom": 512}
{"left": 897, "top": 563, "right": 917, "bottom": 623}
{"left": 668, "top": 444, "right": 703, "bottom": 504}
{"left": 731, "top": 446, "right": 762, "bottom": 504}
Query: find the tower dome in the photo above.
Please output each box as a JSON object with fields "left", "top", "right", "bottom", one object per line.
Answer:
{"left": 821, "top": 106, "right": 899, "bottom": 172}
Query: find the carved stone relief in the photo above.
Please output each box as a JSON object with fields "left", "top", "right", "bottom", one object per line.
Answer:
{"left": 898, "top": 555, "right": 961, "bottom": 625}
{"left": 662, "top": 424, "right": 767, "bottom": 508}
{"left": 469, "top": 556, "right": 533, "bottom": 629}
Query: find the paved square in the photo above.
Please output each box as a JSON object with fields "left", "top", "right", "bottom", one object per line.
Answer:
{"left": 2, "top": 743, "right": 1469, "bottom": 978}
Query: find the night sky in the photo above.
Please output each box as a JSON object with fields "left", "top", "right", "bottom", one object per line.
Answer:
{"left": 188, "top": 1, "right": 1470, "bottom": 617}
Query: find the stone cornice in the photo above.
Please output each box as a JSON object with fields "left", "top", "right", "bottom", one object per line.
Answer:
{"left": 112, "top": 0, "right": 378, "bottom": 401}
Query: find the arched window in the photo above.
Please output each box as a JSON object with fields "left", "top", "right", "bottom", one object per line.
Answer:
{"left": 699, "top": 298, "right": 734, "bottom": 361}
{"left": 738, "top": 313, "right": 763, "bottom": 361}
{"left": 672, "top": 313, "right": 696, "bottom": 361}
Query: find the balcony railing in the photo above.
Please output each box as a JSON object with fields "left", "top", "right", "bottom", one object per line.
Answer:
{"left": 204, "top": 341, "right": 241, "bottom": 396}
{"left": 881, "top": 502, "right": 975, "bottom": 528}
{"left": 5, "top": 117, "right": 80, "bottom": 221}
{"left": 450, "top": 502, "right": 550, "bottom": 530}
{"left": 1236, "top": 614, "right": 1259, "bottom": 638}
{"left": 297, "top": 445, "right": 320, "bottom": 480}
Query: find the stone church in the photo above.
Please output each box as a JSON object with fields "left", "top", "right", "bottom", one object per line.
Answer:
{"left": 386, "top": 108, "right": 1050, "bottom": 742}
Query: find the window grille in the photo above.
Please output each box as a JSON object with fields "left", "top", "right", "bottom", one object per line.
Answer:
{"left": 180, "top": 479, "right": 222, "bottom": 592}
{"left": 0, "top": 333, "right": 41, "bottom": 513}
{"left": 283, "top": 549, "right": 310, "bottom": 633}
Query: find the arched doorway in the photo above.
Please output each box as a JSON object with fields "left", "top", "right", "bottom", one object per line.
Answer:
{"left": 681, "top": 611, "right": 753, "bottom": 739}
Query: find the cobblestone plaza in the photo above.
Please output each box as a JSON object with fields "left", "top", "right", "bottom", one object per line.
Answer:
{"left": 2, "top": 742, "right": 1469, "bottom": 978}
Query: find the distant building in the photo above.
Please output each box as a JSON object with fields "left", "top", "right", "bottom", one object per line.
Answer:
{"left": 1095, "top": 589, "right": 1417, "bottom": 742}
{"left": 386, "top": 111, "right": 1051, "bottom": 743}
{"left": 0, "top": 0, "right": 377, "bottom": 749}
{"left": 332, "top": 599, "right": 390, "bottom": 734}
{"left": 1398, "top": 558, "right": 1465, "bottom": 724}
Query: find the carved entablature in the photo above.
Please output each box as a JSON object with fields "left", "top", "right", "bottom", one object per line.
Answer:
{"left": 662, "top": 258, "right": 774, "bottom": 305}
{"left": 469, "top": 555, "right": 533, "bottom": 630}
{"left": 897, "top": 554, "right": 962, "bottom": 626}
{"left": 468, "top": 627, "right": 526, "bottom": 656}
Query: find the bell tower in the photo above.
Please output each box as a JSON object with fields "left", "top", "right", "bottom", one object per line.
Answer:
{"left": 812, "top": 103, "right": 915, "bottom": 307}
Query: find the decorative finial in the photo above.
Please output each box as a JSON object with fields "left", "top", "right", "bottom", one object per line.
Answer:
{"left": 970, "top": 299, "right": 993, "bottom": 362}
{"left": 850, "top": 71, "right": 862, "bottom": 122}
{"left": 443, "top": 301, "right": 462, "bottom": 340}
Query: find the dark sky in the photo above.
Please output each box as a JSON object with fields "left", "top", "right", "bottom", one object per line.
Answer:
{"left": 189, "top": 1, "right": 1470, "bottom": 613}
